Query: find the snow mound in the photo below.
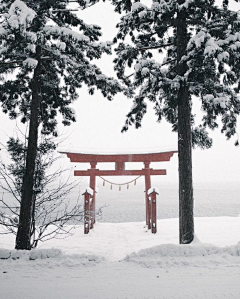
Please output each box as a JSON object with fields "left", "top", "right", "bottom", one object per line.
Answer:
{"left": 0, "top": 248, "right": 62, "bottom": 260}
{"left": 124, "top": 242, "right": 240, "bottom": 268}
{"left": 127, "top": 242, "right": 240, "bottom": 258}
{"left": 0, "top": 248, "right": 105, "bottom": 267}
{"left": 0, "top": 249, "right": 11, "bottom": 259}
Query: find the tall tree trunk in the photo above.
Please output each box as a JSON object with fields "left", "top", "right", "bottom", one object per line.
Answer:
{"left": 15, "top": 47, "right": 42, "bottom": 250}
{"left": 177, "top": 5, "right": 194, "bottom": 244}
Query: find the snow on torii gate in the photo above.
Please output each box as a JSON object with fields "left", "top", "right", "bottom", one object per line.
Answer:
{"left": 61, "top": 151, "right": 177, "bottom": 234}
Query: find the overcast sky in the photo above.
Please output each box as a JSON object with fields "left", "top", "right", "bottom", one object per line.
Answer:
{"left": 0, "top": 0, "right": 240, "bottom": 186}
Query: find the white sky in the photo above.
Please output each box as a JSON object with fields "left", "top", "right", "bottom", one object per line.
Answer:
{"left": 0, "top": 0, "right": 240, "bottom": 185}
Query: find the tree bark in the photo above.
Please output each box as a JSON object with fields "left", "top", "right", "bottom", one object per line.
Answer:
{"left": 15, "top": 47, "right": 42, "bottom": 250}
{"left": 177, "top": 5, "right": 194, "bottom": 244}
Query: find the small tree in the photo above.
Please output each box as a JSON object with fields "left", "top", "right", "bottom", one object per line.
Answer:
{"left": 110, "top": 0, "right": 240, "bottom": 243}
{"left": 0, "top": 135, "right": 85, "bottom": 249}
{"left": 0, "top": 0, "right": 123, "bottom": 249}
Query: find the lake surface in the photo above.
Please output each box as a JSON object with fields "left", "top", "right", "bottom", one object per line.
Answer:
{"left": 1, "top": 181, "right": 239, "bottom": 224}
{"left": 95, "top": 182, "right": 240, "bottom": 223}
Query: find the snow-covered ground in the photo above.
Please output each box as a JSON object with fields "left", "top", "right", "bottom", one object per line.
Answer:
{"left": 1, "top": 217, "right": 240, "bottom": 299}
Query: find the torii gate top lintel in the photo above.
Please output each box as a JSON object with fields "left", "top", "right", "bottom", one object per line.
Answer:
{"left": 60, "top": 150, "right": 177, "bottom": 164}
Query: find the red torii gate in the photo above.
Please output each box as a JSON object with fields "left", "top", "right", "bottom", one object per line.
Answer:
{"left": 61, "top": 151, "right": 177, "bottom": 233}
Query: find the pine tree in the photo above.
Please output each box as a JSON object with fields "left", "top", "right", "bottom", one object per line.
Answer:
{"left": 0, "top": 0, "right": 123, "bottom": 249}
{"left": 110, "top": 0, "right": 240, "bottom": 243}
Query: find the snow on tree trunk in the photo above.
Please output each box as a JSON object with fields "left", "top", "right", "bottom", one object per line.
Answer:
{"left": 15, "top": 46, "right": 42, "bottom": 250}
{"left": 177, "top": 5, "right": 194, "bottom": 244}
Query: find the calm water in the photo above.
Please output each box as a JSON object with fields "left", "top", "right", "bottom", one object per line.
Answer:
{"left": 95, "top": 182, "right": 240, "bottom": 223}
{"left": 1, "top": 181, "right": 239, "bottom": 224}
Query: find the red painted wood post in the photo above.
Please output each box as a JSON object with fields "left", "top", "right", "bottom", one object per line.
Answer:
{"left": 83, "top": 190, "right": 92, "bottom": 234}
{"left": 144, "top": 162, "right": 151, "bottom": 229}
{"left": 90, "top": 162, "right": 97, "bottom": 229}
{"left": 148, "top": 188, "right": 159, "bottom": 234}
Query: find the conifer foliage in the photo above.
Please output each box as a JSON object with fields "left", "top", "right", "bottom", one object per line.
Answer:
{"left": 111, "top": 0, "right": 240, "bottom": 243}
{"left": 0, "top": 0, "right": 122, "bottom": 249}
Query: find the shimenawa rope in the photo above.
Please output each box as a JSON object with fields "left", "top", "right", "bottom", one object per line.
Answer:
{"left": 99, "top": 175, "right": 141, "bottom": 190}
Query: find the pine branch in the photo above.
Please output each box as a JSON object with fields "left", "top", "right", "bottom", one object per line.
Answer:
{"left": 125, "top": 72, "right": 134, "bottom": 79}
{"left": 186, "top": 19, "right": 205, "bottom": 26}
{"left": 133, "top": 42, "right": 174, "bottom": 53}
{"left": 162, "top": 59, "right": 177, "bottom": 67}
{"left": 51, "top": 9, "right": 78, "bottom": 12}
{"left": 0, "top": 57, "right": 52, "bottom": 66}
{"left": 124, "top": 58, "right": 176, "bottom": 80}
{"left": 60, "top": 0, "right": 99, "bottom": 10}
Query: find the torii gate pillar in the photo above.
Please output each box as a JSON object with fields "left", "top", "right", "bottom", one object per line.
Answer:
{"left": 89, "top": 162, "right": 97, "bottom": 228}
{"left": 144, "top": 162, "right": 151, "bottom": 229}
